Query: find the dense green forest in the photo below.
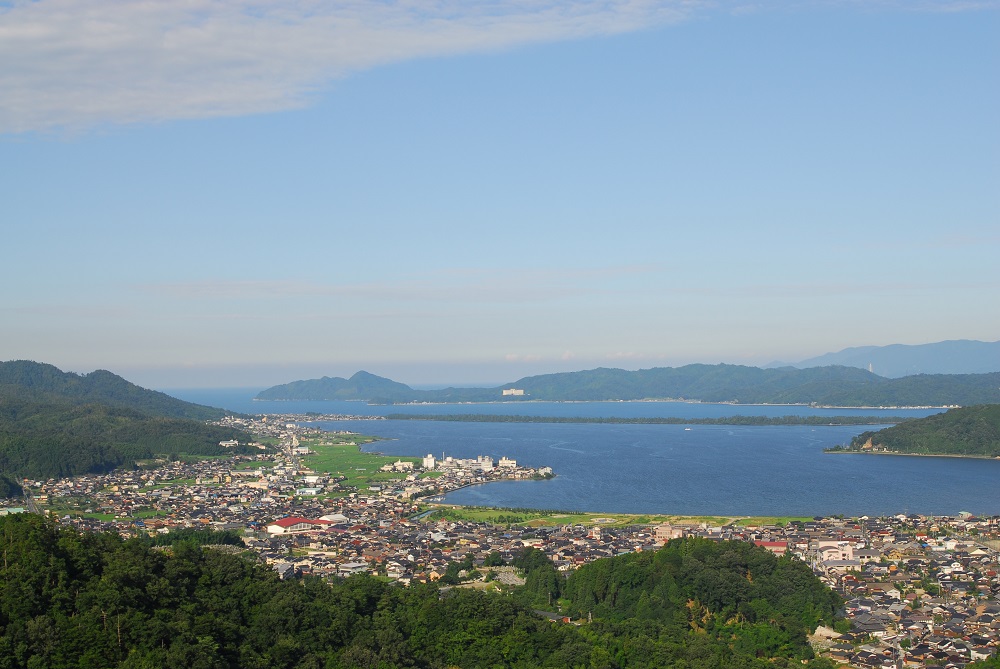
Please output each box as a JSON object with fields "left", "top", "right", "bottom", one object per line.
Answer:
{"left": 257, "top": 365, "right": 1000, "bottom": 406}
{"left": 0, "top": 361, "right": 229, "bottom": 421}
{"left": 387, "top": 413, "right": 909, "bottom": 426}
{"left": 0, "top": 361, "right": 251, "bottom": 488}
{"left": 509, "top": 539, "right": 840, "bottom": 667}
{"left": 0, "top": 515, "right": 839, "bottom": 669}
{"left": 0, "top": 474, "right": 21, "bottom": 499}
{"left": 844, "top": 404, "right": 1000, "bottom": 456}
{"left": 0, "top": 397, "right": 253, "bottom": 482}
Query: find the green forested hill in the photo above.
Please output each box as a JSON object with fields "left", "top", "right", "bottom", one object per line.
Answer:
{"left": 560, "top": 538, "right": 839, "bottom": 664}
{"left": 0, "top": 360, "right": 228, "bottom": 421}
{"left": 0, "top": 515, "right": 838, "bottom": 669}
{"left": 847, "top": 404, "right": 1000, "bottom": 456}
{"left": 257, "top": 364, "right": 1000, "bottom": 406}
{"left": 0, "top": 361, "right": 250, "bottom": 489}
{"left": 0, "top": 397, "right": 252, "bottom": 481}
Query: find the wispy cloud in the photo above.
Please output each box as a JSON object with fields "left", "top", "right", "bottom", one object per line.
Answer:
{"left": 5, "top": 0, "right": 991, "bottom": 134}
{"left": 1, "top": 0, "right": 698, "bottom": 134}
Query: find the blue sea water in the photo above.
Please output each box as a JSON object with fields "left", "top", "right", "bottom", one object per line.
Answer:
{"left": 167, "top": 389, "right": 997, "bottom": 517}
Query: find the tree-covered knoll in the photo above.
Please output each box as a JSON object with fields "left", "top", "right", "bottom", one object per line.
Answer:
{"left": 0, "top": 360, "right": 229, "bottom": 421}
{"left": 558, "top": 537, "right": 840, "bottom": 666}
{"left": 0, "top": 396, "right": 251, "bottom": 481}
{"left": 0, "top": 515, "right": 840, "bottom": 669}
{"left": 847, "top": 403, "right": 1000, "bottom": 456}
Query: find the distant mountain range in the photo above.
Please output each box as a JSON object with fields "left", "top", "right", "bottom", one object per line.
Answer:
{"left": 0, "top": 361, "right": 248, "bottom": 495}
{"left": 771, "top": 339, "right": 1000, "bottom": 378}
{"left": 256, "top": 365, "right": 1000, "bottom": 407}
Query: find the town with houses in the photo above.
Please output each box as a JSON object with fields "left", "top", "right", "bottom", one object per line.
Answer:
{"left": 4, "top": 414, "right": 1000, "bottom": 668}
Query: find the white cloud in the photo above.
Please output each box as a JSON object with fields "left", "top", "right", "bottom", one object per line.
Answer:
{"left": 505, "top": 353, "right": 542, "bottom": 362}
{"left": 607, "top": 351, "right": 644, "bottom": 360}
{"left": 6, "top": 0, "right": 990, "bottom": 134}
{"left": 0, "top": 0, "right": 699, "bottom": 133}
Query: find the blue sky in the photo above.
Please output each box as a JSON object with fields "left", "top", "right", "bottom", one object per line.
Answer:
{"left": 3, "top": 1, "right": 998, "bottom": 389}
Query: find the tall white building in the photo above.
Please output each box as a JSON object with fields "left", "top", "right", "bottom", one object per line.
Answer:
{"left": 422, "top": 453, "right": 436, "bottom": 469}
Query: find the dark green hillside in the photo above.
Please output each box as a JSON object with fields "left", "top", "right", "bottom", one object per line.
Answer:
{"left": 846, "top": 404, "right": 1000, "bottom": 456}
{"left": 0, "top": 360, "right": 229, "bottom": 421}
{"left": 0, "top": 396, "right": 252, "bottom": 480}
{"left": 560, "top": 537, "right": 840, "bottom": 665}
{"left": 0, "top": 515, "right": 839, "bottom": 669}
{"left": 0, "top": 474, "right": 21, "bottom": 498}
{"left": 511, "top": 364, "right": 879, "bottom": 403}
{"left": 819, "top": 372, "right": 1000, "bottom": 408}
{"left": 0, "top": 362, "right": 251, "bottom": 484}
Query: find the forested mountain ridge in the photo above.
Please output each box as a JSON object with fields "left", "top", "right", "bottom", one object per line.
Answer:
{"left": 257, "top": 364, "right": 1000, "bottom": 406}
{"left": 0, "top": 360, "right": 228, "bottom": 421}
{"left": 0, "top": 514, "right": 840, "bottom": 669}
{"left": 0, "top": 361, "right": 250, "bottom": 491}
{"left": 845, "top": 404, "right": 1000, "bottom": 457}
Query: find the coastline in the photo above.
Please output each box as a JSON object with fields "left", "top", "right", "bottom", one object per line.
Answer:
{"left": 826, "top": 449, "right": 1000, "bottom": 460}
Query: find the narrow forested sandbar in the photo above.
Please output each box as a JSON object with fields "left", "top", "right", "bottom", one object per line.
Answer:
{"left": 385, "top": 413, "right": 908, "bottom": 426}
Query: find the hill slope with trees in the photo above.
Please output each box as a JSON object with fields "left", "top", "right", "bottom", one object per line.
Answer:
{"left": 0, "top": 361, "right": 250, "bottom": 491}
{"left": 0, "top": 360, "right": 229, "bottom": 421}
{"left": 508, "top": 538, "right": 840, "bottom": 667}
{"left": 844, "top": 404, "right": 1000, "bottom": 457}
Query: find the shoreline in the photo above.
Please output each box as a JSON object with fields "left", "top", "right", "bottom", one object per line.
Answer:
{"left": 826, "top": 449, "right": 1000, "bottom": 460}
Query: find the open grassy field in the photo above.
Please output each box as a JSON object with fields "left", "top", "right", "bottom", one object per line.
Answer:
{"left": 731, "top": 516, "right": 815, "bottom": 527}
{"left": 300, "top": 436, "right": 421, "bottom": 489}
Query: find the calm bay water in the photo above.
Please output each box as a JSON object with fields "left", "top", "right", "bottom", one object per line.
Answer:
{"left": 167, "top": 389, "right": 998, "bottom": 517}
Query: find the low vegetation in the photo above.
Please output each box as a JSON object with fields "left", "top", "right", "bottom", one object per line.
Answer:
{"left": 298, "top": 436, "right": 420, "bottom": 489}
